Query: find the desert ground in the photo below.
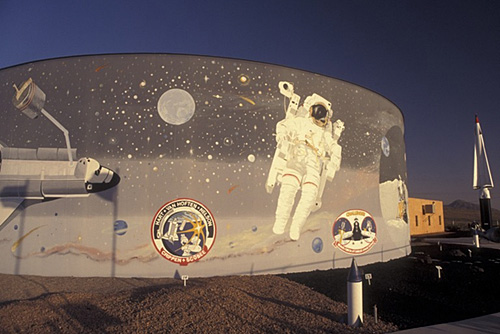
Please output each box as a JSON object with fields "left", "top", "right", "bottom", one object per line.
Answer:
{"left": 1, "top": 238, "right": 499, "bottom": 333}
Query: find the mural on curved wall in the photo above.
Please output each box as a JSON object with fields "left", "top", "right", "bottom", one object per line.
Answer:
{"left": 0, "top": 54, "right": 409, "bottom": 277}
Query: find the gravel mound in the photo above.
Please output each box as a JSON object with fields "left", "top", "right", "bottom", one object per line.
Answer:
{"left": 1, "top": 243, "right": 499, "bottom": 333}
{"left": 0, "top": 275, "right": 395, "bottom": 333}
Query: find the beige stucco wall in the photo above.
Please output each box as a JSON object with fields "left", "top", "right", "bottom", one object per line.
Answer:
{"left": 408, "top": 198, "right": 445, "bottom": 235}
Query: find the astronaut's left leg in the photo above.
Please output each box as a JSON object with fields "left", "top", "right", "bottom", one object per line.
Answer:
{"left": 289, "top": 181, "right": 319, "bottom": 240}
{"left": 272, "top": 173, "right": 301, "bottom": 235}
{"left": 289, "top": 157, "right": 321, "bottom": 240}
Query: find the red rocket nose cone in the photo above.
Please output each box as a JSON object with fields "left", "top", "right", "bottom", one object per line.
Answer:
{"left": 475, "top": 115, "right": 479, "bottom": 123}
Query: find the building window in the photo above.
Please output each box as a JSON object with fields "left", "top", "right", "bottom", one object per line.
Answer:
{"left": 415, "top": 216, "right": 418, "bottom": 227}
{"left": 439, "top": 216, "right": 442, "bottom": 225}
{"left": 428, "top": 216, "right": 431, "bottom": 226}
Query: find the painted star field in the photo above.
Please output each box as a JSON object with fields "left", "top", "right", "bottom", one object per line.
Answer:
{"left": 0, "top": 54, "right": 408, "bottom": 277}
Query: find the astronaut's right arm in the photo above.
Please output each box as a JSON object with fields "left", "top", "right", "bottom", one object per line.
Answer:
{"left": 276, "top": 119, "right": 288, "bottom": 144}
{"left": 276, "top": 117, "right": 300, "bottom": 144}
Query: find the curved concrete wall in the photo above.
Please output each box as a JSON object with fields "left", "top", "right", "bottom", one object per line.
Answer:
{"left": 0, "top": 54, "right": 409, "bottom": 277}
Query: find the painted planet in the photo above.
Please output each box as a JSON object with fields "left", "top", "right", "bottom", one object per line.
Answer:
{"left": 381, "top": 136, "right": 390, "bottom": 157}
{"left": 312, "top": 237, "right": 323, "bottom": 253}
{"left": 114, "top": 220, "right": 128, "bottom": 236}
{"left": 157, "top": 88, "right": 196, "bottom": 125}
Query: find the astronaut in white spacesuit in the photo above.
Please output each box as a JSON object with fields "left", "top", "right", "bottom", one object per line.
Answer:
{"left": 397, "top": 175, "right": 408, "bottom": 221}
{"left": 272, "top": 101, "right": 344, "bottom": 240}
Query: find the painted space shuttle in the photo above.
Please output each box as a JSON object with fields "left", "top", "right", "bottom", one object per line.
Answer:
{"left": 472, "top": 115, "right": 500, "bottom": 242}
{"left": 0, "top": 78, "right": 120, "bottom": 230}
{"left": 0, "top": 146, "right": 120, "bottom": 227}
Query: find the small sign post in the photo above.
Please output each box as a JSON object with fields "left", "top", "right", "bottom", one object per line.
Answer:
{"left": 435, "top": 266, "right": 442, "bottom": 279}
{"left": 364, "top": 273, "right": 372, "bottom": 286}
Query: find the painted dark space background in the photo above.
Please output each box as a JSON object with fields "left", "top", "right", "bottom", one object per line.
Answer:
{"left": 0, "top": 55, "right": 408, "bottom": 277}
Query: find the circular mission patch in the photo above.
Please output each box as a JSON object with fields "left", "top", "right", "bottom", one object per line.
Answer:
{"left": 332, "top": 209, "right": 377, "bottom": 255}
{"left": 151, "top": 198, "right": 216, "bottom": 266}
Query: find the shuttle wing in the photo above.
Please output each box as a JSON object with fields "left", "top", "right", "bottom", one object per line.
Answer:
{"left": 0, "top": 198, "right": 24, "bottom": 230}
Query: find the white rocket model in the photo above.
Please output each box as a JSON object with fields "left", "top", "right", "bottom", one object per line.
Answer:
{"left": 347, "top": 258, "right": 363, "bottom": 327}
{"left": 473, "top": 115, "right": 494, "bottom": 230}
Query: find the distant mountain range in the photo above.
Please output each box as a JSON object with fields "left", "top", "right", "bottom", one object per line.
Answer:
{"left": 446, "top": 199, "right": 481, "bottom": 210}
{"left": 444, "top": 199, "right": 500, "bottom": 225}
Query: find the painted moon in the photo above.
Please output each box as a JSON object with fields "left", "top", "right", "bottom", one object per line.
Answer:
{"left": 157, "top": 88, "right": 196, "bottom": 125}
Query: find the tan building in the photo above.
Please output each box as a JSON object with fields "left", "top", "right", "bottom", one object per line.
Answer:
{"left": 408, "top": 198, "right": 445, "bottom": 235}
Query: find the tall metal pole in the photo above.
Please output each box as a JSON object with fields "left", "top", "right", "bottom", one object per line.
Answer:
{"left": 473, "top": 115, "right": 494, "bottom": 230}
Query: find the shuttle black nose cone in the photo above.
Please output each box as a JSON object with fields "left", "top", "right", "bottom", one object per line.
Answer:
{"left": 86, "top": 169, "right": 120, "bottom": 193}
{"left": 108, "top": 172, "right": 121, "bottom": 188}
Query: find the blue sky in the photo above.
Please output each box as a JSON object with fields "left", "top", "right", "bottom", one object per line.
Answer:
{"left": 2, "top": 0, "right": 500, "bottom": 207}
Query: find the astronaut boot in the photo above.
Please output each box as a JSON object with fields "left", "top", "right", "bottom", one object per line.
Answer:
{"left": 289, "top": 183, "right": 318, "bottom": 240}
{"left": 273, "top": 176, "right": 300, "bottom": 235}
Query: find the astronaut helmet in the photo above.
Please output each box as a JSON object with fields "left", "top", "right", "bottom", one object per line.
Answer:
{"left": 309, "top": 103, "right": 330, "bottom": 127}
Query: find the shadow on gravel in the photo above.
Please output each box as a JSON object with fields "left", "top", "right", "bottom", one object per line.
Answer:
{"left": 281, "top": 243, "right": 500, "bottom": 330}
{"left": 61, "top": 302, "right": 122, "bottom": 331}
